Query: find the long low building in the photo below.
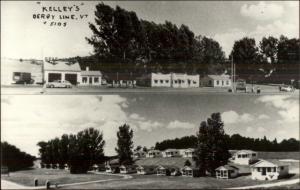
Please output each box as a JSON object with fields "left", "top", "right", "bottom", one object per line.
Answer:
{"left": 137, "top": 73, "right": 200, "bottom": 88}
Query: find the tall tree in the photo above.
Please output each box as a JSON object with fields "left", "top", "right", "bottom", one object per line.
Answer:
{"left": 259, "top": 36, "right": 278, "bottom": 64}
{"left": 194, "top": 113, "right": 230, "bottom": 176}
{"left": 115, "top": 124, "right": 134, "bottom": 164}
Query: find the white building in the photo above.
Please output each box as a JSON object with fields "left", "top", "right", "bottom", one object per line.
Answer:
{"left": 231, "top": 150, "right": 258, "bottom": 165}
{"left": 44, "top": 60, "right": 81, "bottom": 85}
{"left": 171, "top": 73, "right": 200, "bottom": 88}
{"left": 150, "top": 73, "right": 172, "bottom": 87}
{"left": 119, "top": 165, "right": 137, "bottom": 174}
{"left": 1, "top": 58, "right": 43, "bottom": 85}
{"left": 201, "top": 74, "right": 231, "bottom": 88}
{"left": 251, "top": 159, "right": 289, "bottom": 181}
{"left": 215, "top": 165, "right": 239, "bottom": 179}
{"left": 183, "top": 148, "right": 195, "bottom": 158}
{"left": 80, "top": 67, "right": 102, "bottom": 86}
{"left": 163, "top": 149, "right": 181, "bottom": 157}
{"left": 146, "top": 150, "right": 163, "bottom": 158}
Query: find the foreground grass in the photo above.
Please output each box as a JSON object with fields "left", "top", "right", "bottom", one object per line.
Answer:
{"left": 2, "top": 168, "right": 122, "bottom": 187}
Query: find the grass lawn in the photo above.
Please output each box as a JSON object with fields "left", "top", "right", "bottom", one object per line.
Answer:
{"left": 2, "top": 168, "right": 122, "bottom": 187}
{"left": 61, "top": 173, "right": 299, "bottom": 189}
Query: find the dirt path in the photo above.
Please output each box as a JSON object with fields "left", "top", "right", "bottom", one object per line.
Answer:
{"left": 228, "top": 178, "right": 300, "bottom": 189}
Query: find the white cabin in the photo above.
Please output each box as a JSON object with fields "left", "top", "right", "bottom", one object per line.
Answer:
{"left": 251, "top": 159, "right": 289, "bottom": 181}
{"left": 201, "top": 74, "right": 231, "bottom": 88}
{"left": 146, "top": 150, "right": 162, "bottom": 158}
{"left": 183, "top": 148, "right": 195, "bottom": 158}
{"left": 231, "top": 150, "right": 258, "bottom": 165}
{"left": 163, "top": 149, "right": 181, "bottom": 157}
{"left": 215, "top": 165, "right": 239, "bottom": 179}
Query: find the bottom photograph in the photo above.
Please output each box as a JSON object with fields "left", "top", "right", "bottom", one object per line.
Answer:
{"left": 1, "top": 94, "right": 299, "bottom": 189}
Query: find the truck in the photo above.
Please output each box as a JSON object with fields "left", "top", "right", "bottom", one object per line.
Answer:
{"left": 13, "top": 72, "right": 34, "bottom": 84}
{"left": 235, "top": 79, "right": 247, "bottom": 92}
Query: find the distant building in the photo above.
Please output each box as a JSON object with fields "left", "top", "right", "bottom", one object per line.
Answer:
{"left": 231, "top": 150, "right": 258, "bottom": 165}
{"left": 137, "top": 73, "right": 200, "bottom": 88}
{"left": 136, "top": 165, "right": 157, "bottom": 175}
{"left": 80, "top": 67, "right": 102, "bottom": 86}
{"left": 119, "top": 165, "right": 137, "bottom": 174}
{"left": 215, "top": 165, "right": 239, "bottom": 179}
{"left": 163, "top": 149, "right": 181, "bottom": 157}
{"left": 201, "top": 74, "right": 231, "bottom": 88}
{"left": 1, "top": 58, "right": 43, "bottom": 85}
{"left": 156, "top": 165, "right": 181, "bottom": 176}
{"left": 183, "top": 148, "right": 195, "bottom": 158}
{"left": 251, "top": 159, "right": 289, "bottom": 180}
{"left": 44, "top": 60, "right": 81, "bottom": 85}
{"left": 106, "top": 72, "right": 137, "bottom": 88}
{"left": 181, "top": 166, "right": 200, "bottom": 177}
{"left": 146, "top": 150, "right": 163, "bottom": 158}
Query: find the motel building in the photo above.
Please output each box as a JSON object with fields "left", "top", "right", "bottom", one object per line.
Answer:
{"left": 170, "top": 73, "right": 200, "bottom": 88}
{"left": 119, "top": 165, "right": 137, "bottom": 174}
{"left": 44, "top": 60, "right": 81, "bottom": 85}
{"left": 251, "top": 159, "right": 289, "bottom": 181}
{"left": 80, "top": 67, "right": 102, "bottom": 86}
{"left": 136, "top": 165, "right": 157, "bottom": 175}
{"left": 146, "top": 150, "right": 163, "bottom": 158}
{"left": 231, "top": 150, "right": 258, "bottom": 165}
{"left": 215, "top": 165, "right": 239, "bottom": 179}
{"left": 183, "top": 148, "right": 195, "bottom": 158}
{"left": 163, "top": 149, "right": 181, "bottom": 157}
{"left": 201, "top": 74, "right": 232, "bottom": 88}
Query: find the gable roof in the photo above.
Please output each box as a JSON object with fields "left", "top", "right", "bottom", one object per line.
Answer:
{"left": 207, "top": 75, "right": 230, "bottom": 80}
{"left": 216, "top": 165, "right": 239, "bottom": 171}
{"left": 235, "top": 150, "right": 257, "bottom": 154}
{"left": 251, "top": 159, "right": 289, "bottom": 167}
{"left": 164, "top": 149, "right": 179, "bottom": 152}
{"left": 81, "top": 70, "right": 102, "bottom": 76}
{"left": 44, "top": 61, "right": 81, "bottom": 72}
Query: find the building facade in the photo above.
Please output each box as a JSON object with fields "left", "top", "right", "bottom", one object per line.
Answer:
{"left": 80, "top": 67, "right": 102, "bottom": 86}
{"left": 215, "top": 165, "right": 239, "bottom": 179}
{"left": 231, "top": 150, "right": 258, "bottom": 165}
{"left": 163, "top": 149, "right": 181, "bottom": 157}
{"left": 251, "top": 160, "right": 289, "bottom": 180}
{"left": 44, "top": 60, "right": 81, "bottom": 85}
{"left": 201, "top": 74, "right": 232, "bottom": 88}
{"left": 146, "top": 150, "right": 163, "bottom": 158}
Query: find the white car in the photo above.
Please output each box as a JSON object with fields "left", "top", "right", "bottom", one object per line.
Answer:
{"left": 46, "top": 80, "right": 72, "bottom": 88}
{"left": 279, "top": 85, "right": 293, "bottom": 92}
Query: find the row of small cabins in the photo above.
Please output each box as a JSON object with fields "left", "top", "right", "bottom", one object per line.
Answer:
{"left": 2, "top": 58, "right": 232, "bottom": 88}
{"left": 38, "top": 149, "right": 290, "bottom": 181}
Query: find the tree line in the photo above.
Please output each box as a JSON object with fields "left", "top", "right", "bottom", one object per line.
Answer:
{"left": 1, "top": 141, "right": 36, "bottom": 171}
{"left": 37, "top": 124, "right": 134, "bottom": 174}
{"left": 155, "top": 133, "right": 300, "bottom": 152}
{"left": 76, "top": 2, "right": 300, "bottom": 85}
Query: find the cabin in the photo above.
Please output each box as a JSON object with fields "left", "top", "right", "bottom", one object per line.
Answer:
{"left": 105, "top": 164, "right": 120, "bottom": 173}
{"left": 146, "top": 150, "right": 163, "bottom": 158}
{"left": 171, "top": 73, "right": 200, "bottom": 88}
{"left": 163, "top": 149, "right": 181, "bottom": 157}
{"left": 136, "top": 165, "right": 157, "bottom": 175}
{"left": 201, "top": 74, "right": 231, "bottom": 88}
{"left": 120, "top": 165, "right": 137, "bottom": 174}
{"left": 64, "top": 164, "right": 69, "bottom": 170}
{"left": 215, "top": 165, "right": 239, "bottom": 179}
{"left": 156, "top": 165, "right": 181, "bottom": 176}
{"left": 181, "top": 166, "right": 201, "bottom": 177}
{"left": 44, "top": 60, "right": 81, "bottom": 85}
{"left": 183, "top": 148, "right": 195, "bottom": 158}
{"left": 91, "top": 164, "right": 99, "bottom": 171}
{"left": 231, "top": 150, "right": 258, "bottom": 165}
{"left": 107, "top": 72, "right": 137, "bottom": 88}
{"left": 80, "top": 67, "right": 102, "bottom": 86}
{"left": 251, "top": 159, "right": 289, "bottom": 181}
{"left": 133, "top": 150, "right": 147, "bottom": 159}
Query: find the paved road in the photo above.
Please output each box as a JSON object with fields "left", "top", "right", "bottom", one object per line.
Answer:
{"left": 2, "top": 85, "right": 298, "bottom": 95}
{"left": 228, "top": 178, "right": 300, "bottom": 189}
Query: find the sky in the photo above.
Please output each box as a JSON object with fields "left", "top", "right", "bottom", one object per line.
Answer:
{"left": 1, "top": 94, "right": 299, "bottom": 156}
{"left": 1, "top": 1, "right": 299, "bottom": 59}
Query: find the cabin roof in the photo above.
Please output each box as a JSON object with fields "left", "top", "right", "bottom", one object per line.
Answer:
{"left": 251, "top": 159, "right": 289, "bottom": 167}
{"left": 215, "top": 165, "right": 239, "bottom": 171}
{"left": 44, "top": 60, "right": 81, "bottom": 72}
{"left": 81, "top": 70, "right": 102, "bottom": 76}
{"left": 135, "top": 157, "right": 195, "bottom": 168}
{"left": 207, "top": 74, "right": 230, "bottom": 80}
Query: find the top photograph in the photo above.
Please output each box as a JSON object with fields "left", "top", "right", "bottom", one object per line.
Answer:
{"left": 1, "top": 1, "right": 299, "bottom": 95}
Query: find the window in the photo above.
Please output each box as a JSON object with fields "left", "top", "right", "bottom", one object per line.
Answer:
{"left": 222, "top": 80, "right": 224, "bottom": 86}
{"left": 238, "top": 155, "right": 241, "bottom": 158}
{"left": 216, "top": 80, "right": 219, "bottom": 85}
{"left": 165, "top": 80, "right": 169, "bottom": 83}
{"left": 82, "top": 77, "right": 87, "bottom": 83}
{"left": 182, "top": 80, "right": 185, "bottom": 83}
{"left": 160, "top": 80, "right": 163, "bottom": 83}
{"left": 226, "top": 80, "right": 229, "bottom": 85}
{"left": 178, "top": 80, "right": 181, "bottom": 84}
{"left": 175, "top": 80, "right": 178, "bottom": 84}
{"left": 154, "top": 80, "right": 158, "bottom": 84}
{"left": 94, "top": 77, "right": 99, "bottom": 83}
{"left": 272, "top": 167, "right": 276, "bottom": 172}
{"left": 280, "top": 166, "right": 284, "bottom": 170}
{"left": 193, "top": 81, "right": 197, "bottom": 84}
{"left": 252, "top": 153, "right": 256, "bottom": 157}
{"left": 267, "top": 168, "right": 271, "bottom": 172}
{"left": 257, "top": 167, "right": 261, "bottom": 172}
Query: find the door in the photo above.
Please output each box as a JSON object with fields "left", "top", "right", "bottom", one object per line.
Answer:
{"left": 48, "top": 73, "right": 61, "bottom": 82}
{"left": 89, "top": 77, "right": 92, "bottom": 84}
{"left": 262, "top": 168, "right": 266, "bottom": 175}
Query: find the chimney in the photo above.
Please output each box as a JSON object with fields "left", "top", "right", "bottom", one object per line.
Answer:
{"left": 86, "top": 67, "right": 89, "bottom": 71}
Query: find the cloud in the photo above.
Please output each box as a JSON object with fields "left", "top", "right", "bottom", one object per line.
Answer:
{"left": 257, "top": 126, "right": 267, "bottom": 133}
{"left": 129, "top": 113, "right": 145, "bottom": 121}
{"left": 137, "top": 120, "right": 163, "bottom": 132}
{"left": 257, "top": 95, "right": 299, "bottom": 124}
{"left": 221, "top": 110, "right": 254, "bottom": 124}
{"left": 240, "top": 2, "right": 284, "bottom": 21}
{"left": 166, "top": 120, "right": 195, "bottom": 129}
{"left": 246, "top": 127, "right": 253, "bottom": 132}
{"left": 258, "top": 114, "right": 270, "bottom": 120}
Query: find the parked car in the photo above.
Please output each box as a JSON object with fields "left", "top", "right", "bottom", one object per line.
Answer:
{"left": 236, "top": 79, "right": 247, "bottom": 92}
{"left": 279, "top": 85, "right": 293, "bottom": 92}
{"left": 46, "top": 80, "right": 72, "bottom": 88}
